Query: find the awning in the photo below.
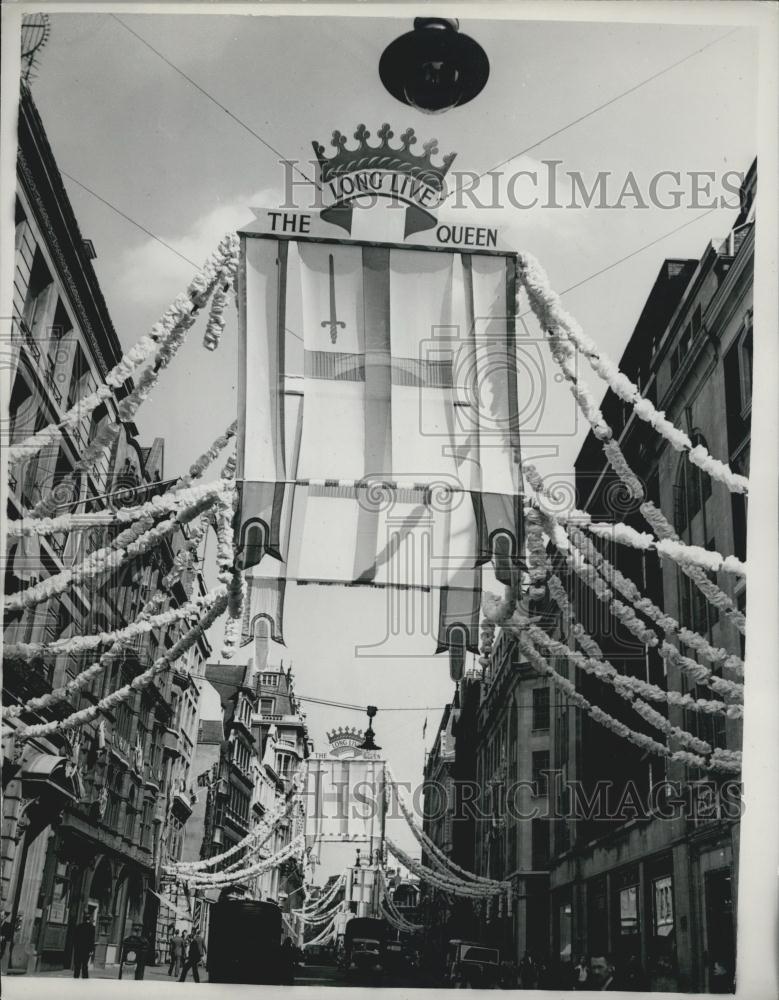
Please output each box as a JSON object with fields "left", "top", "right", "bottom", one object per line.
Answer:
{"left": 21, "top": 752, "right": 82, "bottom": 802}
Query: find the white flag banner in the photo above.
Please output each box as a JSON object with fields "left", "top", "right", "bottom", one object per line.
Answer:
{"left": 237, "top": 233, "right": 523, "bottom": 640}
{"left": 303, "top": 756, "right": 385, "bottom": 845}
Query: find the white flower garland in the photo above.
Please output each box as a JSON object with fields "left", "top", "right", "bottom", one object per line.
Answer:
{"left": 180, "top": 832, "right": 304, "bottom": 888}
{"left": 174, "top": 420, "right": 238, "bottom": 491}
{"left": 5, "top": 488, "right": 220, "bottom": 614}
{"left": 565, "top": 523, "right": 744, "bottom": 681}
{"left": 541, "top": 573, "right": 741, "bottom": 722}
{"left": 386, "top": 767, "right": 504, "bottom": 888}
{"left": 169, "top": 781, "right": 301, "bottom": 874}
{"left": 516, "top": 633, "right": 740, "bottom": 774}
{"left": 517, "top": 252, "right": 749, "bottom": 495}
{"left": 539, "top": 515, "right": 744, "bottom": 705}
{"left": 10, "top": 235, "right": 240, "bottom": 467}
{"left": 641, "top": 501, "right": 746, "bottom": 634}
{"left": 16, "top": 588, "right": 229, "bottom": 740}
{"left": 203, "top": 281, "right": 231, "bottom": 352}
{"left": 7, "top": 481, "right": 225, "bottom": 537}
{"left": 3, "top": 586, "right": 225, "bottom": 669}
{"left": 386, "top": 837, "right": 508, "bottom": 899}
{"left": 522, "top": 392, "right": 747, "bottom": 637}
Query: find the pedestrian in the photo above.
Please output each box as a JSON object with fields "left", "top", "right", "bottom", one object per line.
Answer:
{"left": 589, "top": 954, "right": 618, "bottom": 991}
{"left": 72, "top": 911, "right": 96, "bottom": 979}
{"left": 179, "top": 927, "right": 206, "bottom": 983}
{"left": 168, "top": 927, "right": 184, "bottom": 977}
{"left": 573, "top": 954, "right": 589, "bottom": 990}
{"left": 0, "top": 911, "right": 13, "bottom": 961}
{"left": 280, "top": 936, "right": 296, "bottom": 984}
{"left": 519, "top": 951, "right": 538, "bottom": 989}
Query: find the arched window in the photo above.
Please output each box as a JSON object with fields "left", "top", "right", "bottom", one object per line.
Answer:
{"left": 673, "top": 432, "right": 712, "bottom": 535}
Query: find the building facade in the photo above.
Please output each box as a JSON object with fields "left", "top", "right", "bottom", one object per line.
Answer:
{"left": 186, "top": 632, "right": 311, "bottom": 940}
{"left": 2, "top": 84, "right": 209, "bottom": 975}
{"left": 543, "top": 162, "right": 754, "bottom": 994}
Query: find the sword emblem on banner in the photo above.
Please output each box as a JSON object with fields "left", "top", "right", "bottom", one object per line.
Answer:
{"left": 321, "top": 254, "right": 345, "bottom": 344}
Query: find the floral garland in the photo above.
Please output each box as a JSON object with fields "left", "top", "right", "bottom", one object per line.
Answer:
{"left": 302, "top": 872, "right": 346, "bottom": 920}
{"left": 3, "top": 586, "right": 225, "bottom": 669}
{"left": 5, "top": 488, "right": 219, "bottom": 614}
{"left": 641, "top": 501, "right": 746, "bottom": 635}
{"left": 517, "top": 252, "right": 749, "bottom": 495}
{"left": 541, "top": 572, "right": 741, "bottom": 721}
{"left": 24, "top": 237, "right": 240, "bottom": 519}
{"left": 516, "top": 633, "right": 740, "bottom": 774}
{"left": 7, "top": 481, "right": 225, "bottom": 537}
{"left": 179, "top": 832, "right": 304, "bottom": 888}
{"left": 565, "top": 523, "right": 744, "bottom": 680}
{"left": 303, "top": 914, "right": 338, "bottom": 948}
{"left": 16, "top": 589, "right": 229, "bottom": 740}
{"left": 385, "top": 837, "right": 508, "bottom": 898}
{"left": 10, "top": 234, "right": 239, "bottom": 469}
{"left": 203, "top": 281, "right": 231, "bottom": 351}
{"left": 526, "top": 622, "right": 738, "bottom": 745}
{"left": 521, "top": 362, "right": 747, "bottom": 637}
{"left": 386, "top": 768, "right": 504, "bottom": 888}
{"left": 481, "top": 587, "right": 516, "bottom": 624}
{"left": 169, "top": 784, "right": 300, "bottom": 873}
{"left": 174, "top": 420, "right": 238, "bottom": 491}
{"left": 540, "top": 517, "right": 743, "bottom": 703}
{"left": 2, "top": 591, "right": 225, "bottom": 720}
{"left": 379, "top": 871, "right": 424, "bottom": 931}
{"left": 577, "top": 519, "right": 747, "bottom": 579}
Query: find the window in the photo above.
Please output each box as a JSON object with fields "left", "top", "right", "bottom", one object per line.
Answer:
{"left": 532, "top": 687, "right": 550, "bottom": 731}
{"left": 652, "top": 875, "right": 674, "bottom": 941}
{"left": 619, "top": 884, "right": 640, "bottom": 941}
{"left": 674, "top": 433, "right": 712, "bottom": 534}
{"left": 532, "top": 751, "right": 550, "bottom": 796}
{"left": 587, "top": 878, "right": 609, "bottom": 958}
{"left": 531, "top": 818, "right": 550, "bottom": 870}
{"left": 558, "top": 900, "right": 573, "bottom": 962}
{"left": 140, "top": 801, "right": 153, "bottom": 849}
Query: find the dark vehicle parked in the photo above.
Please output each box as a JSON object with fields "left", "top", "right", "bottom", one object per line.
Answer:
{"left": 207, "top": 899, "right": 287, "bottom": 984}
{"left": 340, "top": 917, "right": 389, "bottom": 975}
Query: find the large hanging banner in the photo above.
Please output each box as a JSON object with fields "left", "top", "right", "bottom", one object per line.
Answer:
{"left": 236, "top": 212, "right": 522, "bottom": 656}
{"left": 302, "top": 754, "right": 386, "bottom": 846}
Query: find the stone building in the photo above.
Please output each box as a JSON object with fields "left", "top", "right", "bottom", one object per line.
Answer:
{"left": 2, "top": 83, "right": 209, "bottom": 974}
{"left": 543, "top": 162, "right": 754, "bottom": 992}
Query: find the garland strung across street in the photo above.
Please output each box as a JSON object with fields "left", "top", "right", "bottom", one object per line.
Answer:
{"left": 517, "top": 252, "right": 749, "bottom": 495}
{"left": 514, "top": 282, "right": 748, "bottom": 635}
{"left": 177, "top": 833, "right": 305, "bottom": 889}
{"left": 386, "top": 766, "right": 507, "bottom": 888}
{"left": 3, "top": 230, "right": 748, "bottom": 883}
{"left": 528, "top": 509, "right": 744, "bottom": 707}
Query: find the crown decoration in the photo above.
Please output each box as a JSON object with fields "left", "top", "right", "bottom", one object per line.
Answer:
{"left": 326, "top": 726, "right": 364, "bottom": 745}
{"left": 313, "top": 123, "right": 457, "bottom": 193}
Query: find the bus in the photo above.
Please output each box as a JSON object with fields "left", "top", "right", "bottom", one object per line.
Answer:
{"left": 207, "top": 898, "right": 290, "bottom": 984}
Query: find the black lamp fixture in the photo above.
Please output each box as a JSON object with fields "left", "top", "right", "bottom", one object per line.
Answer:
{"left": 379, "top": 18, "right": 490, "bottom": 114}
{"left": 358, "top": 705, "right": 381, "bottom": 751}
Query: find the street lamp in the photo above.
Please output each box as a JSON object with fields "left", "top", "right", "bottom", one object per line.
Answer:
{"left": 358, "top": 705, "right": 381, "bottom": 751}
{"left": 379, "top": 18, "right": 490, "bottom": 114}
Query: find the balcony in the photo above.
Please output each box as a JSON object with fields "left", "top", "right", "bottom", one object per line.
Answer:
{"left": 161, "top": 727, "right": 180, "bottom": 756}
{"left": 171, "top": 790, "right": 193, "bottom": 823}
{"left": 18, "top": 318, "right": 40, "bottom": 363}
{"left": 44, "top": 366, "right": 63, "bottom": 405}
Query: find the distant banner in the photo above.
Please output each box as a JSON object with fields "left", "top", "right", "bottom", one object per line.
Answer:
{"left": 303, "top": 756, "right": 385, "bottom": 845}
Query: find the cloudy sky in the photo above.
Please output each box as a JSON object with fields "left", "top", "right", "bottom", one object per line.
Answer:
{"left": 16, "top": 8, "right": 758, "bottom": 872}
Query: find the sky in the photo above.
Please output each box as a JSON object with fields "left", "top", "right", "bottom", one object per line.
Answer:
{"left": 16, "top": 9, "right": 758, "bottom": 875}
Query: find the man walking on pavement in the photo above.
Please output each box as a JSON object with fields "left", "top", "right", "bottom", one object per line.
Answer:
{"left": 168, "top": 927, "right": 184, "bottom": 976}
{"left": 179, "top": 926, "right": 207, "bottom": 983}
{"left": 72, "top": 911, "right": 95, "bottom": 978}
